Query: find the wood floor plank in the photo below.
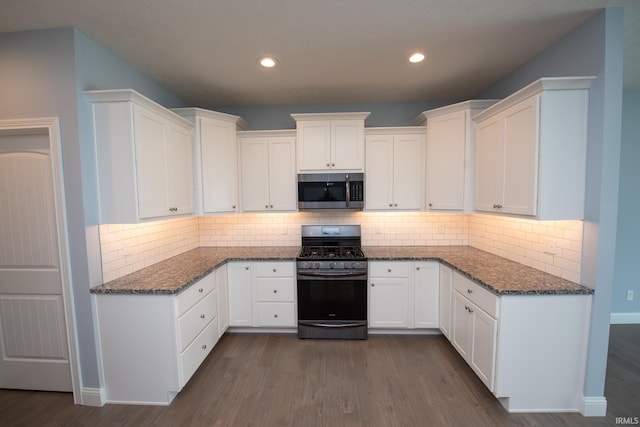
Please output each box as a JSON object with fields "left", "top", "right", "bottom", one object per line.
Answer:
{"left": 1, "top": 326, "right": 638, "bottom": 426}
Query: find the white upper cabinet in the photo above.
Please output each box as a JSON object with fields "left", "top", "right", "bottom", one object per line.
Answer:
{"left": 291, "top": 112, "right": 370, "bottom": 172}
{"left": 238, "top": 130, "right": 297, "bottom": 212}
{"left": 365, "top": 127, "right": 426, "bottom": 211}
{"left": 473, "top": 76, "right": 594, "bottom": 219}
{"left": 416, "top": 100, "right": 497, "bottom": 211}
{"left": 173, "top": 108, "right": 247, "bottom": 215}
{"left": 86, "top": 89, "right": 194, "bottom": 223}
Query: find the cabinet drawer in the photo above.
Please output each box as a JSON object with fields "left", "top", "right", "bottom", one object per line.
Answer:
{"left": 453, "top": 273, "right": 500, "bottom": 318}
{"left": 257, "top": 302, "right": 296, "bottom": 327}
{"left": 179, "top": 316, "right": 219, "bottom": 387}
{"left": 176, "top": 273, "right": 215, "bottom": 317}
{"left": 255, "top": 262, "right": 294, "bottom": 277}
{"left": 256, "top": 277, "right": 295, "bottom": 302}
{"left": 369, "top": 262, "right": 410, "bottom": 278}
{"left": 178, "top": 289, "right": 218, "bottom": 351}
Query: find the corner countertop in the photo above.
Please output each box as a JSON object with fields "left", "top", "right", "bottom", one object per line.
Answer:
{"left": 90, "top": 245, "right": 593, "bottom": 296}
{"left": 363, "top": 246, "right": 593, "bottom": 296}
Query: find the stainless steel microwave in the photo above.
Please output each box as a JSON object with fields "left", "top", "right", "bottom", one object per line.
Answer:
{"left": 297, "top": 173, "right": 364, "bottom": 210}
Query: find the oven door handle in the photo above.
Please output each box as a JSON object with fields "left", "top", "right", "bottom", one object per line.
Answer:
{"left": 297, "top": 271, "right": 367, "bottom": 279}
{"left": 298, "top": 321, "right": 367, "bottom": 328}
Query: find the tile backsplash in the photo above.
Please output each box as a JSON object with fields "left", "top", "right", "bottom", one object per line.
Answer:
{"left": 99, "top": 212, "right": 583, "bottom": 284}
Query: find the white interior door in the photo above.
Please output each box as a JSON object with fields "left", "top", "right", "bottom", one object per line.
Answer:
{"left": 0, "top": 131, "right": 72, "bottom": 392}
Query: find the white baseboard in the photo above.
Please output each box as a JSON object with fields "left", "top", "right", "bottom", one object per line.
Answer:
{"left": 81, "top": 387, "right": 105, "bottom": 407}
{"left": 610, "top": 312, "right": 640, "bottom": 324}
{"left": 580, "top": 395, "right": 607, "bottom": 417}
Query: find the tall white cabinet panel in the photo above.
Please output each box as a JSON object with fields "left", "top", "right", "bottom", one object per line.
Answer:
{"left": 216, "top": 264, "right": 230, "bottom": 336}
{"left": 291, "top": 112, "right": 370, "bottom": 172}
{"left": 86, "top": 89, "right": 194, "bottom": 223}
{"left": 238, "top": 131, "right": 297, "bottom": 212}
{"left": 438, "top": 263, "right": 453, "bottom": 339}
{"left": 227, "top": 262, "right": 252, "bottom": 327}
{"left": 173, "top": 108, "right": 247, "bottom": 215}
{"left": 473, "top": 76, "right": 594, "bottom": 219}
{"left": 417, "top": 100, "right": 497, "bottom": 211}
{"left": 413, "top": 262, "right": 439, "bottom": 328}
{"left": 365, "top": 128, "right": 426, "bottom": 211}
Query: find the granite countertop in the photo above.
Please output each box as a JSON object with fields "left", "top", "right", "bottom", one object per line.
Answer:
{"left": 91, "top": 245, "right": 593, "bottom": 296}
{"left": 90, "top": 246, "right": 300, "bottom": 295}
{"left": 363, "top": 246, "right": 593, "bottom": 296}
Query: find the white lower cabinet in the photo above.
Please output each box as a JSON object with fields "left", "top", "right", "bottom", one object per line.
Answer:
{"left": 93, "top": 272, "right": 219, "bottom": 405}
{"left": 449, "top": 271, "right": 592, "bottom": 412}
{"left": 227, "top": 261, "right": 296, "bottom": 328}
{"left": 438, "top": 264, "right": 453, "bottom": 339}
{"left": 368, "top": 261, "right": 438, "bottom": 329}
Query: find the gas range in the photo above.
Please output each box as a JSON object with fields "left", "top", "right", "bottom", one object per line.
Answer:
{"left": 297, "top": 225, "right": 367, "bottom": 274}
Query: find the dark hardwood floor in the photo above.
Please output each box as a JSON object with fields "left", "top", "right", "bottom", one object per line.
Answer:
{"left": 1, "top": 325, "right": 638, "bottom": 427}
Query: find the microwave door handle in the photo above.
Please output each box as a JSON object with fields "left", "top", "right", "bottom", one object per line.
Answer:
{"left": 345, "top": 173, "right": 350, "bottom": 208}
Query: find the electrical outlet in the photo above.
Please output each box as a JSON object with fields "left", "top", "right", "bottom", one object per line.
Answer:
{"left": 627, "top": 290, "right": 634, "bottom": 301}
{"left": 543, "top": 238, "right": 558, "bottom": 256}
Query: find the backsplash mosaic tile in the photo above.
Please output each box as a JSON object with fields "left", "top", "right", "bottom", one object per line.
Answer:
{"left": 99, "top": 212, "right": 583, "bottom": 284}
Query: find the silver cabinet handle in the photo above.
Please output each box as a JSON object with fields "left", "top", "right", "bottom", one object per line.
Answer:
{"left": 493, "top": 203, "right": 503, "bottom": 209}
{"left": 198, "top": 288, "right": 204, "bottom": 293}
{"left": 169, "top": 207, "right": 178, "bottom": 212}
{"left": 202, "top": 344, "right": 207, "bottom": 350}
{"left": 467, "top": 289, "right": 473, "bottom": 294}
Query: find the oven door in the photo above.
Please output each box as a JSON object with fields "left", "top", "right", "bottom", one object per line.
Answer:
{"left": 297, "top": 272, "right": 367, "bottom": 339}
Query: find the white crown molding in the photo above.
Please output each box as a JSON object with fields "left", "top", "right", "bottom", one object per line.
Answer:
{"left": 172, "top": 107, "right": 248, "bottom": 130}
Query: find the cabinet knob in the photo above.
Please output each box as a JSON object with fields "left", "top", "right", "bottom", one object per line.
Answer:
{"left": 371, "top": 283, "right": 375, "bottom": 287}
{"left": 202, "top": 344, "right": 207, "bottom": 350}
{"left": 270, "top": 204, "right": 274, "bottom": 208}
{"left": 273, "top": 289, "right": 278, "bottom": 293}
{"left": 198, "top": 288, "right": 204, "bottom": 293}
{"left": 331, "top": 163, "right": 335, "bottom": 167}
{"left": 467, "top": 289, "right": 473, "bottom": 294}
{"left": 273, "top": 268, "right": 277, "bottom": 272}
{"left": 232, "top": 205, "right": 236, "bottom": 209}
{"left": 389, "top": 203, "right": 393, "bottom": 207}
{"left": 245, "top": 266, "right": 249, "bottom": 270}
{"left": 416, "top": 267, "right": 420, "bottom": 271}
{"left": 464, "top": 305, "right": 469, "bottom": 311}
{"left": 326, "top": 163, "right": 331, "bottom": 167}
{"left": 394, "top": 203, "right": 398, "bottom": 207}
{"left": 428, "top": 203, "right": 432, "bottom": 207}
{"left": 493, "top": 203, "right": 503, "bottom": 209}
{"left": 265, "top": 204, "right": 269, "bottom": 208}
{"left": 274, "top": 314, "right": 278, "bottom": 318}
{"left": 200, "top": 314, "right": 205, "bottom": 319}
{"left": 468, "top": 307, "right": 474, "bottom": 313}
{"left": 387, "top": 269, "right": 392, "bottom": 272}
{"left": 169, "top": 207, "right": 178, "bottom": 212}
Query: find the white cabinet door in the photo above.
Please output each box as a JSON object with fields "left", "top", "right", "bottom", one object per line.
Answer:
{"left": 227, "top": 262, "right": 252, "bottom": 326}
{"left": 267, "top": 137, "right": 297, "bottom": 211}
{"left": 474, "top": 116, "right": 504, "bottom": 212}
{"left": 166, "top": 123, "right": 194, "bottom": 215}
{"left": 201, "top": 118, "right": 238, "bottom": 214}
{"left": 426, "top": 110, "right": 466, "bottom": 210}
{"left": 438, "top": 264, "right": 453, "bottom": 340}
{"left": 393, "top": 134, "right": 424, "bottom": 210}
{"left": 216, "top": 264, "right": 230, "bottom": 336}
{"left": 502, "top": 96, "right": 538, "bottom": 215}
{"left": 451, "top": 291, "right": 473, "bottom": 360}
{"left": 332, "top": 120, "right": 364, "bottom": 170}
{"left": 135, "top": 106, "right": 170, "bottom": 219}
{"left": 413, "top": 262, "right": 439, "bottom": 329}
{"left": 364, "top": 135, "right": 394, "bottom": 210}
{"left": 239, "top": 138, "right": 271, "bottom": 212}
{"left": 296, "top": 121, "right": 331, "bottom": 171}
{"left": 365, "top": 131, "right": 425, "bottom": 211}
{"left": 470, "top": 304, "right": 497, "bottom": 391}
{"left": 369, "top": 277, "right": 410, "bottom": 328}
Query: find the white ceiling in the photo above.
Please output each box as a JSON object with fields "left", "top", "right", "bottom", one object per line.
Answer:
{"left": 0, "top": 0, "right": 637, "bottom": 106}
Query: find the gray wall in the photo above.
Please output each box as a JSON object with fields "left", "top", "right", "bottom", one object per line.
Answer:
{"left": 481, "top": 8, "right": 624, "bottom": 405}
{"left": 0, "top": 27, "right": 188, "bottom": 391}
{"left": 612, "top": 89, "right": 640, "bottom": 314}
{"left": 211, "top": 101, "right": 448, "bottom": 130}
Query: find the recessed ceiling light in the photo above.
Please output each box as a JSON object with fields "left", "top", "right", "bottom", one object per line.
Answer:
{"left": 409, "top": 52, "right": 425, "bottom": 63}
{"left": 259, "top": 56, "right": 279, "bottom": 68}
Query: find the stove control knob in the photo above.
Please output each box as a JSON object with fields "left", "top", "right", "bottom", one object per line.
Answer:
{"left": 329, "top": 262, "right": 336, "bottom": 269}
{"left": 344, "top": 262, "right": 351, "bottom": 269}
{"left": 314, "top": 262, "right": 320, "bottom": 269}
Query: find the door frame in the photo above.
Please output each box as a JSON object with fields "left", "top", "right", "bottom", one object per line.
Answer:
{"left": 0, "top": 117, "right": 81, "bottom": 403}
